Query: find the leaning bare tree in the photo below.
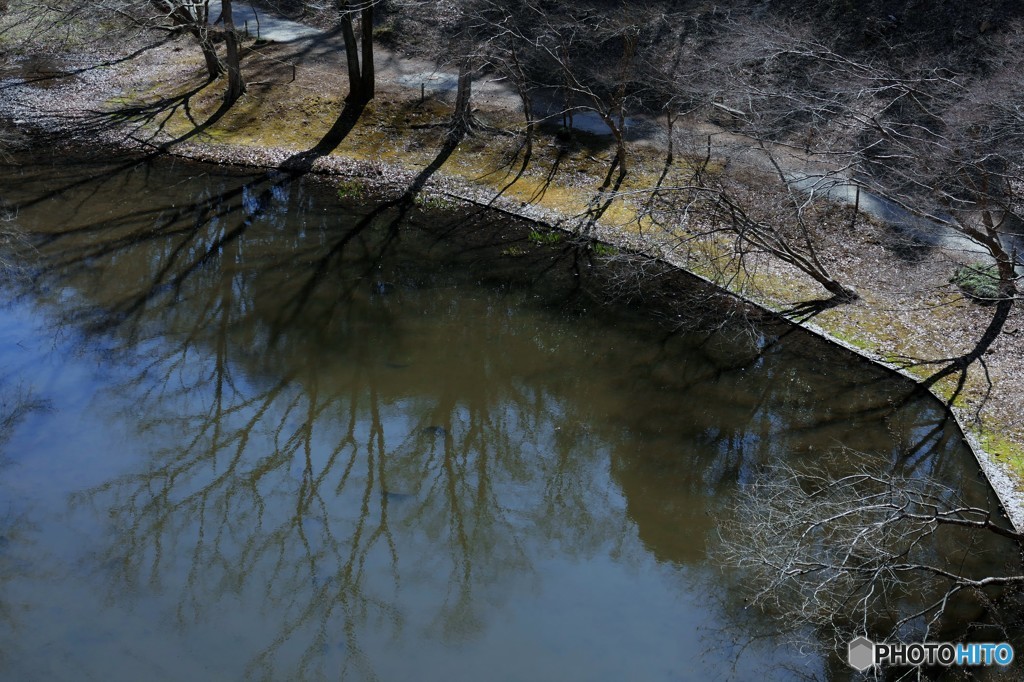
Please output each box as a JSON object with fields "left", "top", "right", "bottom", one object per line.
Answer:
{"left": 843, "top": 29, "right": 1024, "bottom": 394}
{"left": 590, "top": 18, "right": 862, "bottom": 302}
{"left": 147, "top": 0, "right": 224, "bottom": 79}
{"left": 527, "top": 5, "right": 650, "bottom": 181}
{"left": 628, "top": 16, "right": 1024, "bottom": 313}
{"left": 708, "top": 20, "right": 1024, "bottom": 393}
{"left": 720, "top": 453, "right": 1024, "bottom": 677}
{"left": 638, "top": 150, "right": 861, "bottom": 302}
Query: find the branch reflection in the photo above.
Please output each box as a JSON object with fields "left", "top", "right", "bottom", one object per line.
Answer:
{"left": 3, "top": 151, "right": 1005, "bottom": 680}
{"left": 18, "top": 163, "right": 631, "bottom": 679}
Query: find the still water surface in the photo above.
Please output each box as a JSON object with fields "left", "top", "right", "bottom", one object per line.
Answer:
{"left": 0, "top": 151, "right": 1015, "bottom": 680}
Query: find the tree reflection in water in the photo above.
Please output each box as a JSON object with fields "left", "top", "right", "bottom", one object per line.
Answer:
{"left": 15, "top": 163, "right": 632, "bottom": 680}
{"left": 0, "top": 152, "right": 1014, "bottom": 680}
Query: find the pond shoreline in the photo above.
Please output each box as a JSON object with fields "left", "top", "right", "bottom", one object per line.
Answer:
{"left": 2, "top": 40, "right": 1023, "bottom": 532}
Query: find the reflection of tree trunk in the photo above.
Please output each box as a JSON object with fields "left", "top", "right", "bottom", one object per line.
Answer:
{"left": 222, "top": 0, "right": 246, "bottom": 104}
{"left": 212, "top": 237, "right": 235, "bottom": 452}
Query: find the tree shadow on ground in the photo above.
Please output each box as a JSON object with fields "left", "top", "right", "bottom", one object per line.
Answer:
{"left": 778, "top": 295, "right": 847, "bottom": 323}
{"left": 87, "top": 79, "right": 238, "bottom": 151}
{"left": 279, "top": 100, "right": 368, "bottom": 173}
{"left": 0, "top": 38, "right": 175, "bottom": 92}
{"left": 898, "top": 295, "right": 1015, "bottom": 418}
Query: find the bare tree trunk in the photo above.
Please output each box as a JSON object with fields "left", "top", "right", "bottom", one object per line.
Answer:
{"left": 197, "top": 33, "right": 225, "bottom": 80}
{"left": 520, "top": 89, "right": 535, "bottom": 157}
{"left": 561, "top": 44, "right": 573, "bottom": 134}
{"left": 665, "top": 110, "right": 675, "bottom": 165}
{"left": 609, "top": 119, "right": 627, "bottom": 176}
{"left": 222, "top": 0, "right": 245, "bottom": 104}
{"left": 339, "top": 5, "right": 365, "bottom": 104}
{"left": 595, "top": 107, "right": 628, "bottom": 176}
{"left": 337, "top": 0, "right": 375, "bottom": 106}
{"left": 451, "top": 58, "right": 475, "bottom": 135}
{"left": 360, "top": 6, "right": 375, "bottom": 101}
{"left": 511, "top": 46, "right": 535, "bottom": 160}
{"left": 609, "top": 28, "right": 637, "bottom": 179}
{"left": 151, "top": 0, "right": 224, "bottom": 80}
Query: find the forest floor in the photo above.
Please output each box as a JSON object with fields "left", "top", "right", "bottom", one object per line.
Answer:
{"left": 2, "top": 27, "right": 1024, "bottom": 528}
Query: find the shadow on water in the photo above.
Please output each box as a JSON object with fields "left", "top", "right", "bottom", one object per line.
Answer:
{"left": 0, "top": 149, "right": 1020, "bottom": 680}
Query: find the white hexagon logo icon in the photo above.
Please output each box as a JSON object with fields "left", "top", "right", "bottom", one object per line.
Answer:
{"left": 848, "top": 636, "right": 875, "bottom": 671}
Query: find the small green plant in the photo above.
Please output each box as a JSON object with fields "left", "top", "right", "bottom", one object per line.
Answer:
{"left": 414, "top": 193, "right": 459, "bottom": 211}
{"left": 372, "top": 21, "right": 397, "bottom": 45}
{"left": 554, "top": 126, "right": 575, "bottom": 144}
{"left": 529, "top": 229, "right": 563, "bottom": 246}
{"left": 592, "top": 242, "right": 618, "bottom": 257}
{"left": 337, "top": 179, "right": 365, "bottom": 199}
{"left": 501, "top": 246, "right": 527, "bottom": 257}
{"left": 950, "top": 263, "right": 1002, "bottom": 302}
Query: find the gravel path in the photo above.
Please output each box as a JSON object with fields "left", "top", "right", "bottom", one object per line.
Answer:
{"left": 209, "top": 0, "right": 322, "bottom": 41}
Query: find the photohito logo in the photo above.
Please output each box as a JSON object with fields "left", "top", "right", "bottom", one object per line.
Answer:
{"left": 848, "top": 637, "right": 1015, "bottom": 671}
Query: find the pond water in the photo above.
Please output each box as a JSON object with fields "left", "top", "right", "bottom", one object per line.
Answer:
{"left": 0, "top": 148, "right": 1017, "bottom": 681}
